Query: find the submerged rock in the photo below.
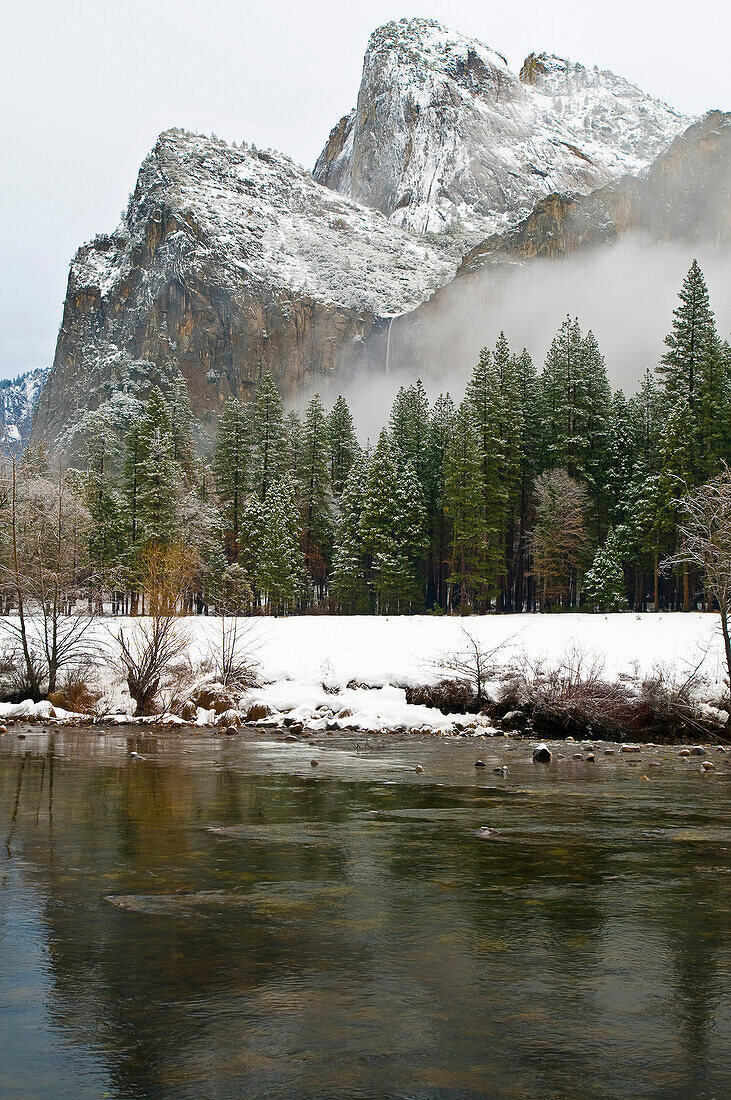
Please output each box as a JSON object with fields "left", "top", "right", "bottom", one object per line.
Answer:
{"left": 532, "top": 743, "right": 552, "bottom": 763}
{"left": 475, "top": 826, "right": 498, "bottom": 839}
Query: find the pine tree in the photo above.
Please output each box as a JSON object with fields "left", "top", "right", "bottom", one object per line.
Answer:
{"left": 514, "top": 348, "right": 540, "bottom": 611}
{"left": 659, "top": 260, "right": 717, "bottom": 408}
{"left": 425, "top": 392, "right": 455, "bottom": 610}
{"left": 327, "top": 395, "right": 359, "bottom": 497}
{"left": 492, "top": 333, "right": 525, "bottom": 609}
{"left": 298, "top": 395, "right": 332, "bottom": 596}
{"left": 360, "top": 431, "right": 426, "bottom": 613}
{"left": 133, "top": 388, "right": 181, "bottom": 545}
{"left": 443, "top": 400, "right": 486, "bottom": 614}
{"left": 464, "top": 347, "right": 506, "bottom": 601}
{"left": 249, "top": 371, "right": 287, "bottom": 499}
{"left": 389, "top": 379, "right": 431, "bottom": 489}
{"left": 213, "top": 397, "right": 249, "bottom": 561}
{"left": 583, "top": 530, "right": 627, "bottom": 612}
{"left": 84, "top": 429, "right": 126, "bottom": 609}
{"left": 257, "top": 477, "right": 306, "bottom": 614}
{"left": 331, "top": 454, "right": 371, "bottom": 613}
{"left": 284, "top": 410, "right": 302, "bottom": 479}
{"left": 168, "top": 373, "right": 196, "bottom": 476}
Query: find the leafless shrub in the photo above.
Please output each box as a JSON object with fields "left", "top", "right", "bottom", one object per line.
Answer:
{"left": 503, "top": 646, "right": 633, "bottom": 738}
{"left": 667, "top": 467, "right": 731, "bottom": 699}
{"left": 207, "top": 617, "right": 259, "bottom": 691}
{"left": 405, "top": 679, "right": 478, "bottom": 714}
{"left": 499, "top": 645, "right": 724, "bottom": 742}
{"left": 48, "top": 662, "right": 102, "bottom": 714}
{"left": 435, "top": 627, "right": 522, "bottom": 706}
{"left": 111, "top": 617, "right": 191, "bottom": 716}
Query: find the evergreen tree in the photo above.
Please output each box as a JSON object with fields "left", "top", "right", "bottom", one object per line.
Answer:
{"left": 327, "top": 395, "right": 359, "bottom": 496}
{"left": 213, "top": 397, "right": 249, "bottom": 561}
{"left": 331, "top": 454, "right": 371, "bottom": 613}
{"left": 443, "top": 400, "right": 486, "bottom": 613}
{"left": 425, "top": 392, "right": 455, "bottom": 610}
{"left": 249, "top": 371, "right": 287, "bottom": 498}
{"left": 514, "top": 348, "right": 540, "bottom": 610}
{"left": 583, "top": 530, "right": 627, "bottom": 612}
{"left": 257, "top": 477, "right": 306, "bottom": 614}
{"left": 84, "top": 429, "right": 126, "bottom": 608}
{"left": 134, "top": 388, "right": 181, "bottom": 544}
{"left": 659, "top": 260, "right": 717, "bottom": 408}
{"left": 298, "top": 395, "right": 332, "bottom": 596}
{"left": 168, "top": 373, "right": 196, "bottom": 476}
{"left": 389, "top": 379, "right": 431, "bottom": 489}
{"left": 284, "top": 410, "right": 302, "bottom": 479}
{"left": 464, "top": 347, "right": 507, "bottom": 601}
{"left": 360, "top": 431, "right": 426, "bottom": 612}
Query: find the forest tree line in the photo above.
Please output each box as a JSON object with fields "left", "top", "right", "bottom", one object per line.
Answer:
{"left": 2, "top": 260, "right": 730, "bottom": 620}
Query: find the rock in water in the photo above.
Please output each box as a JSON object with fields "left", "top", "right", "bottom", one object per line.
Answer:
{"left": 474, "top": 759, "right": 487, "bottom": 768}
{"left": 475, "top": 827, "right": 498, "bottom": 839}
{"left": 533, "top": 743, "right": 552, "bottom": 763}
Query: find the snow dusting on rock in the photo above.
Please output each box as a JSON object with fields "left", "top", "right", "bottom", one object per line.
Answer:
{"left": 314, "top": 18, "right": 690, "bottom": 239}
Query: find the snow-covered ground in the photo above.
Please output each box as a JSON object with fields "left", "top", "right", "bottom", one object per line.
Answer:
{"left": 1, "top": 613, "right": 727, "bottom": 732}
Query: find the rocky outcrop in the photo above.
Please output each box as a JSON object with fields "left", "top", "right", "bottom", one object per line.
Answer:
{"left": 314, "top": 18, "right": 690, "bottom": 238}
{"left": 32, "top": 129, "right": 455, "bottom": 460}
{"left": 460, "top": 112, "right": 731, "bottom": 272}
{"left": 364, "top": 112, "right": 730, "bottom": 387}
{"left": 0, "top": 367, "right": 48, "bottom": 449}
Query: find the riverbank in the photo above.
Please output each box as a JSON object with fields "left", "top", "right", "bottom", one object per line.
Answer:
{"left": 0, "top": 613, "right": 729, "bottom": 743}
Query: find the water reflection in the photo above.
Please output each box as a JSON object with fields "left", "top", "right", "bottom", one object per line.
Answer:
{"left": 0, "top": 732, "right": 729, "bottom": 1098}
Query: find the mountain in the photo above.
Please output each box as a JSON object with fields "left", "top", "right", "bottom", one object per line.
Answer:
{"left": 33, "top": 20, "right": 713, "bottom": 460}
{"left": 0, "top": 368, "right": 48, "bottom": 449}
{"left": 363, "top": 110, "right": 731, "bottom": 390}
{"left": 460, "top": 111, "right": 731, "bottom": 272}
{"left": 313, "top": 18, "right": 690, "bottom": 239}
{"left": 32, "top": 129, "right": 455, "bottom": 458}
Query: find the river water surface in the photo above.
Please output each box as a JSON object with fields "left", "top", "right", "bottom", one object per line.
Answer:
{"left": 1, "top": 728, "right": 729, "bottom": 1098}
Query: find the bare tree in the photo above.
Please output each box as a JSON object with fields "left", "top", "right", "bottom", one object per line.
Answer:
{"left": 111, "top": 543, "right": 195, "bottom": 714}
{"left": 0, "top": 448, "right": 93, "bottom": 697}
{"left": 669, "top": 468, "right": 731, "bottom": 699}
{"left": 437, "top": 627, "right": 521, "bottom": 705}
{"left": 531, "top": 469, "right": 589, "bottom": 609}
{"left": 208, "top": 564, "right": 258, "bottom": 689}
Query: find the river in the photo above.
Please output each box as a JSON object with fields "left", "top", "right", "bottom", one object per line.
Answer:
{"left": 1, "top": 727, "right": 729, "bottom": 1098}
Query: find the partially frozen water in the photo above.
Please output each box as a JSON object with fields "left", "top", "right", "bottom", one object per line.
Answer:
{"left": 1, "top": 727, "right": 729, "bottom": 1098}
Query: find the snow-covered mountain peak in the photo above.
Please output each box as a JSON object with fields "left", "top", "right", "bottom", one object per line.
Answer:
{"left": 314, "top": 20, "right": 691, "bottom": 238}
{"left": 365, "top": 18, "right": 513, "bottom": 90}
{"left": 71, "top": 128, "right": 457, "bottom": 322}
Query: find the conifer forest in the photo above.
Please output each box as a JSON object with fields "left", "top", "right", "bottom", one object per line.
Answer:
{"left": 8, "top": 261, "right": 723, "bottom": 623}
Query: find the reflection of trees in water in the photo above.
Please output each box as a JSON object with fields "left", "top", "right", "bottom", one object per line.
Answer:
{"left": 0, "top": 747, "right": 728, "bottom": 1099}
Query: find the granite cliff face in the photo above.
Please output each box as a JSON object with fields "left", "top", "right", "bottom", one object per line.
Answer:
{"left": 0, "top": 368, "right": 48, "bottom": 449}
{"left": 359, "top": 109, "right": 731, "bottom": 396}
{"left": 33, "top": 21, "right": 722, "bottom": 460}
{"left": 32, "top": 130, "right": 455, "bottom": 458}
{"left": 314, "top": 18, "right": 689, "bottom": 238}
{"left": 460, "top": 111, "right": 731, "bottom": 272}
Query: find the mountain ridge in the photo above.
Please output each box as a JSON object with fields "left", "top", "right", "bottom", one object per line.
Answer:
{"left": 313, "top": 17, "right": 690, "bottom": 239}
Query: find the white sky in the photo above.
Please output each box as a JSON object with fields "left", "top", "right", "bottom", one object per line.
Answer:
{"left": 1, "top": 0, "right": 729, "bottom": 381}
